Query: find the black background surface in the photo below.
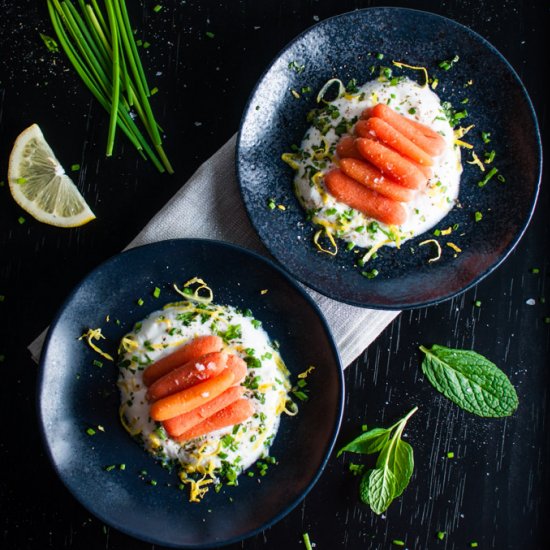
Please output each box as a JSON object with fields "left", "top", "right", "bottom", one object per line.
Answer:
{"left": 0, "top": 1, "right": 548, "bottom": 549}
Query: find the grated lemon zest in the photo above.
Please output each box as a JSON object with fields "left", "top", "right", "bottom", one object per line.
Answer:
{"left": 258, "top": 383, "right": 273, "bottom": 392}
{"left": 392, "top": 61, "right": 429, "bottom": 87}
{"left": 298, "top": 366, "right": 316, "bottom": 379}
{"left": 150, "top": 339, "right": 186, "bottom": 351}
{"left": 447, "top": 242, "right": 462, "bottom": 253}
{"left": 313, "top": 227, "right": 338, "bottom": 256}
{"left": 454, "top": 138, "right": 473, "bottom": 149}
{"left": 281, "top": 152, "right": 300, "bottom": 170}
{"left": 173, "top": 277, "right": 213, "bottom": 305}
{"left": 311, "top": 171, "right": 329, "bottom": 204}
{"left": 467, "top": 151, "right": 485, "bottom": 172}
{"left": 419, "top": 239, "right": 442, "bottom": 263}
{"left": 119, "top": 404, "right": 141, "bottom": 436}
{"left": 182, "top": 473, "right": 214, "bottom": 503}
{"left": 316, "top": 78, "right": 345, "bottom": 103}
{"left": 454, "top": 124, "right": 475, "bottom": 139}
{"left": 79, "top": 328, "right": 114, "bottom": 361}
{"left": 440, "top": 227, "right": 453, "bottom": 236}
{"left": 313, "top": 138, "right": 330, "bottom": 161}
{"left": 361, "top": 239, "right": 391, "bottom": 265}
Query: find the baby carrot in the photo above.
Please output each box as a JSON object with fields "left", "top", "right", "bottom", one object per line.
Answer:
{"left": 150, "top": 368, "right": 235, "bottom": 421}
{"left": 355, "top": 138, "right": 426, "bottom": 190}
{"left": 142, "top": 335, "right": 223, "bottom": 386}
{"left": 324, "top": 169, "right": 407, "bottom": 225}
{"left": 146, "top": 351, "right": 228, "bottom": 402}
{"left": 371, "top": 103, "right": 446, "bottom": 156}
{"left": 357, "top": 117, "right": 434, "bottom": 167}
{"left": 174, "top": 398, "right": 255, "bottom": 442}
{"left": 226, "top": 354, "right": 248, "bottom": 384}
{"left": 339, "top": 158, "right": 415, "bottom": 203}
{"left": 336, "top": 135, "right": 363, "bottom": 160}
{"left": 162, "top": 386, "right": 245, "bottom": 437}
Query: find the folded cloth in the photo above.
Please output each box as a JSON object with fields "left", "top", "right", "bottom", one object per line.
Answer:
{"left": 29, "top": 135, "right": 399, "bottom": 367}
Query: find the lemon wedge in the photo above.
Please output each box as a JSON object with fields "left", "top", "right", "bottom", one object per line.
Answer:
{"left": 8, "top": 124, "right": 95, "bottom": 227}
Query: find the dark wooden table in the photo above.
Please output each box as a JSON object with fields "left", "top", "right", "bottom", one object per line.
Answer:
{"left": 1, "top": 1, "right": 548, "bottom": 548}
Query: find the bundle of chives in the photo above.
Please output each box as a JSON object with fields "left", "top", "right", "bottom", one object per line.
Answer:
{"left": 47, "top": 0, "right": 173, "bottom": 174}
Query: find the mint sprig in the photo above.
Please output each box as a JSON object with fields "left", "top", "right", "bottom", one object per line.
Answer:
{"left": 339, "top": 407, "right": 417, "bottom": 515}
{"left": 420, "top": 345, "right": 518, "bottom": 417}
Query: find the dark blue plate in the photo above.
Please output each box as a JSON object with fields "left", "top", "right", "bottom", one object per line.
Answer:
{"left": 236, "top": 7, "right": 542, "bottom": 309}
{"left": 37, "top": 239, "right": 343, "bottom": 548}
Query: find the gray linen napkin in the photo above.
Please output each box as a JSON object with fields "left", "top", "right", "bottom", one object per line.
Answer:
{"left": 29, "top": 135, "right": 399, "bottom": 367}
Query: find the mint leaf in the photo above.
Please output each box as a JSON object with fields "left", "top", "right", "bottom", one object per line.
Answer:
{"left": 420, "top": 345, "right": 518, "bottom": 417}
{"left": 366, "top": 467, "right": 397, "bottom": 514}
{"left": 337, "top": 427, "right": 390, "bottom": 457}
{"left": 359, "top": 468, "right": 375, "bottom": 504}
{"left": 377, "top": 439, "right": 414, "bottom": 497}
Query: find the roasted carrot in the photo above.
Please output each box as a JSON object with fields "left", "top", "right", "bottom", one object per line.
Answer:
{"left": 339, "top": 158, "right": 415, "bottom": 203}
{"left": 142, "top": 335, "right": 223, "bottom": 387}
{"left": 226, "top": 354, "right": 248, "bottom": 384}
{"left": 324, "top": 169, "right": 407, "bottom": 225}
{"left": 358, "top": 117, "right": 434, "bottom": 167}
{"left": 162, "top": 385, "right": 245, "bottom": 437}
{"left": 174, "top": 398, "right": 255, "bottom": 442}
{"left": 150, "top": 368, "right": 235, "bottom": 421}
{"left": 146, "top": 351, "right": 228, "bottom": 402}
{"left": 355, "top": 138, "right": 426, "bottom": 190}
{"left": 336, "top": 135, "right": 363, "bottom": 160}
{"left": 370, "top": 103, "right": 446, "bottom": 156}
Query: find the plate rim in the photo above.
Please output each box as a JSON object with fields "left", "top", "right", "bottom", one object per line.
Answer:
{"left": 235, "top": 6, "right": 543, "bottom": 310}
{"left": 36, "top": 237, "right": 345, "bottom": 548}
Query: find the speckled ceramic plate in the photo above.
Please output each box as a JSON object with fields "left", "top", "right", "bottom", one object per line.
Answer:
{"left": 236, "top": 7, "right": 542, "bottom": 309}
{"left": 37, "top": 239, "right": 343, "bottom": 548}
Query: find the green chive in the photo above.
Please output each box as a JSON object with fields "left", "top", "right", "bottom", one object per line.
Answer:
{"left": 150, "top": 479, "right": 157, "bottom": 486}
{"left": 16, "top": 177, "right": 27, "bottom": 184}
{"left": 86, "top": 428, "right": 96, "bottom": 436}
{"left": 470, "top": 543, "right": 479, "bottom": 548}
{"left": 392, "top": 541, "right": 405, "bottom": 547}
{"left": 474, "top": 300, "right": 481, "bottom": 308}
{"left": 531, "top": 267, "right": 540, "bottom": 274}
{"left": 153, "top": 5, "right": 162, "bottom": 12}
{"left": 153, "top": 286, "right": 161, "bottom": 298}
{"left": 93, "top": 359, "right": 103, "bottom": 367}
{"left": 105, "top": 464, "right": 116, "bottom": 471}
{"left": 18, "top": 216, "right": 26, "bottom": 224}
{"left": 71, "top": 163, "right": 81, "bottom": 171}
{"left": 437, "top": 531, "right": 446, "bottom": 540}
{"left": 40, "top": 32, "right": 60, "bottom": 52}
{"left": 150, "top": 86, "right": 158, "bottom": 95}
{"left": 206, "top": 31, "right": 215, "bottom": 39}
{"left": 303, "top": 533, "right": 313, "bottom": 550}
{"left": 474, "top": 211, "right": 483, "bottom": 222}
{"left": 137, "top": 298, "right": 144, "bottom": 306}
{"left": 447, "top": 451, "right": 455, "bottom": 458}
{"left": 478, "top": 167, "right": 498, "bottom": 187}
{"left": 119, "top": 463, "right": 126, "bottom": 470}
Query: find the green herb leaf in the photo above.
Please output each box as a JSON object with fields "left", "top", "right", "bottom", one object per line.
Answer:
{"left": 420, "top": 344, "right": 518, "bottom": 417}
{"left": 377, "top": 438, "right": 414, "bottom": 497}
{"left": 366, "top": 467, "right": 397, "bottom": 514}
{"left": 337, "top": 427, "right": 390, "bottom": 457}
{"left": 359, "top": 468, "right": 375, "bottom": 504}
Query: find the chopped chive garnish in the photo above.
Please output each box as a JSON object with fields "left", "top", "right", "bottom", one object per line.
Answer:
{"left": 205, "top": 31, "right": 215, "bottom": 39}
{"left": 153, "top": 286, "right": 161, "bottom": 298}
{"left": 392, "top": 541, "right": 406, "bottom": 547}
{"left": 86, "top": 428, "right": 96, "bottom": 436}
{"left": 361, "top": 269, "right": 379, "bottom": 279}
{"left": 150, "top": 479, "right": 157, "bottom": 486}
{"left": 150, "top": 86, "right": 159, "bottom": 95}
{"left": 153, "top": 5, "right": 162, "bottom": 12}
{"left": 437, "top": 531, "right": 446, "bottom": 540}
{"left": 447, "top": 451, "right": 455, "bottom": 458}
{"left": 531, "top": 267, "right": 540, "bottom": 274}
{"left": 18, "top": 216, "right": 26, "bottom": 224}
{"left": 93, "top": 359, "right": 103, "bottom": 367}
{"left": 137, "top": 298, "right": 144, "bottom": 306}
{"left": 143, "top": 41, "right": 150, "bottom": 49}
{"left": 40, "top": 32, "right": 59, "bottom": 52}
{"left": 105, "top": 464, "right": 116, "bottom": 471}
{"left": 481, "top": 131, "right": 491, "bottom": 143}
{"left": 119, "top": 463, "right": 126, "bottom": 470}
{"left": 303, "top": 533, "right": 313, "bottom": 550}
{"left": 474, "top": 211, "right": 483, "bottom": 222}
{"left": 478, "top": 167, "right": 498, "bottom": 187}
{"left": 16, "top": 177, "right": 27, "bottom": 184}
{"left": 470, "top": 543, "right": 479, "bottom": 548}
{"left": 474, "top": 300, "right": 481, "bottom": 308}
{"left": 71, "top": 163, "right": 80, "bottom": 171}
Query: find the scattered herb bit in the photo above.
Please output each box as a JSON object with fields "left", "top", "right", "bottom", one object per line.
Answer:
{"left": 40, "top": 32, "right": 59, "bottom": 52}
{"left": 86, "top": 428, "right": 96, "bottom": 436}
{"left": 119, "top": 463, "right": 126, "bottom": 470}
{"left": 288, "top": 60, "right": 305, "bottom": 74}
{"left": 531, "top": 267, "right": 540, "bottom": 274}
{"left": 153, "top": 286, "right": 161, "bottom": 298}
{"left": 361, "top": 269, "right": 379, "bottom": 279}
{"left": 408, "top": 107, "right": 416, "bottom": 115}
{"left": 481, "top": 131, "right": 491, "bottom": 144}
{"left": 419, "top": 344, "right": 518, "bottom": 417}
{"left": 447, "top": 451, "right": 455, "bottom": 459}
{"left": 150, "top": 86, "right": 159, "bottom": 95}
{"left": 438, "top": 54, "right": 459, "bottom": 70}
{"left": 105, "top": 464, "right": 116, "bottom": 472}
{"left": 392, "top": 540, "right": 406, "bottom": 547}
{"left": 267, "top": 198, "right": 276, "bottom": 210}
{"left": 205, "top": 31, "right": 215, "bottom": 39}
{"left": 437, "top": 531, "right": 446, "bottom": 540}
{"left": 153, "top": 4, "right": 163, "bottom": 12}
{"left": 376, "top": 52, "right": 384, "bottom": 60}
{"left": 93, "top": 359, "right": 103, "bottom": 368}
{"left": 16, "top": 177, "right": 27, "bottom": 184}
{"left": 302, "top": 532, "right": 313, "bottom": 550}
{"left": 349, "top": 463, "right": 365, "bottom": 476}
{"left": 478, "top": 167, "right": 498, "bottom": 187}
{"left": 340, "top": 407, "right": 417, "bottom": 514}
{"left": 71, "top": 163, "right": 80, "bottom": 171}
{"left": 470, "top": 543, "right": 479, "bottom": 548}
{"left": 18, "top": 216, "right": 26, "bottom": 224}
{"left": 137, "top": 298, "right": 144, "bottom": 306}
{"left": 474, "top": 300, "right": 482, "bottom": 308}
{"left": 474, "top": 211, "right": 483, "bottom": 222}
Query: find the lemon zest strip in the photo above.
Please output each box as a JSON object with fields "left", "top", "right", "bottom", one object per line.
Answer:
{"left": 79, "top": 328, "right": 114, "bottom": 361}
{"left": 467, "top": 151, "right": 486, "bottom": 172}
{"left": 316, "top": 78, "right": 345, "bottom": 103}
{"left": 392, "top": 61, "right": 429, "bottom": 87}
{"left": 361, "top": 239, "right": 391, "bottom": 265}
{"left": 454, "top": 138, "right": 473, "bottom": 149}
{"left": 419, "top": 239, "right": 442, "bottom": 263}
{"left": 313, "top": 227, "right": 338, "bottom": 256}
{"left": 281, "top": 152, "right": 300, "bottom": 170}
{"left": 298, "top": 366, "right": 316, "bottom": 379}
{"left": 447, "top": 242, "right": 462, "bottom": 253}
{"left": 173, "top": 277, "right": 213, "bottom": 305}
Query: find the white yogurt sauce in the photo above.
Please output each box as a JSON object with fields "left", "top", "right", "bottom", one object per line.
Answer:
{"left": 118, "top": 299, "right": 291, "bottom": 496}
{"left": 293, "top": 77, "right": 462, "bottom": 250}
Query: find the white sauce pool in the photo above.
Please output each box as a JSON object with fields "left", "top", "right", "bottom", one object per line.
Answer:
{"left": 293, "top": 77, "right": 462, "bottom": 250}
{"left": 118, "top": 299, "right": 291, "bottom": 496}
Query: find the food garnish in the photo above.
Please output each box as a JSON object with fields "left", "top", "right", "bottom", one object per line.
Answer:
{"left": 46, "top": 0, "right": 173, "bottom": 173}
{"left": 8, "top": 124, "right": 95, "bottom": 227}
{"left": 338, "top": 407, "right": 418, "bottom": 514}
{"left": 419, "top": 344, "right": 518, "bottom": 417}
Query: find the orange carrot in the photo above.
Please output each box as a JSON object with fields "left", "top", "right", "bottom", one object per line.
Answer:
{"left": 324, "top": 169, "right": 407, "bottom": 225}
{"left": 146, "top": 351, "right": 228, "bottom": 402}
{"left": 358, "top": 117, "right": 434, "bottom": 167}
{"left": 162, "top": 386, "right": 245, "bottom": 437}
{"left": 226, "top": 354, "right": 248, "bottom": 384}
{"left": 370, "top": 103, "right": 446, "bottom": 156}
{"left": 143, "top": 335, "right": 223, "bottom": 387}
{"left": 339, "top": 158, "right": 415, "bottom": 203}
{"left": 174, "top": 398, "right": 255, "bottom": 442}
{"left": 336, "top": 135, "right": 363, "bottom": 160}
{"left": 150, "top": 368, "right": 235, "bottom": 422}
{"left": 355, "top": 138, "right": 426, "bottom": 190}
